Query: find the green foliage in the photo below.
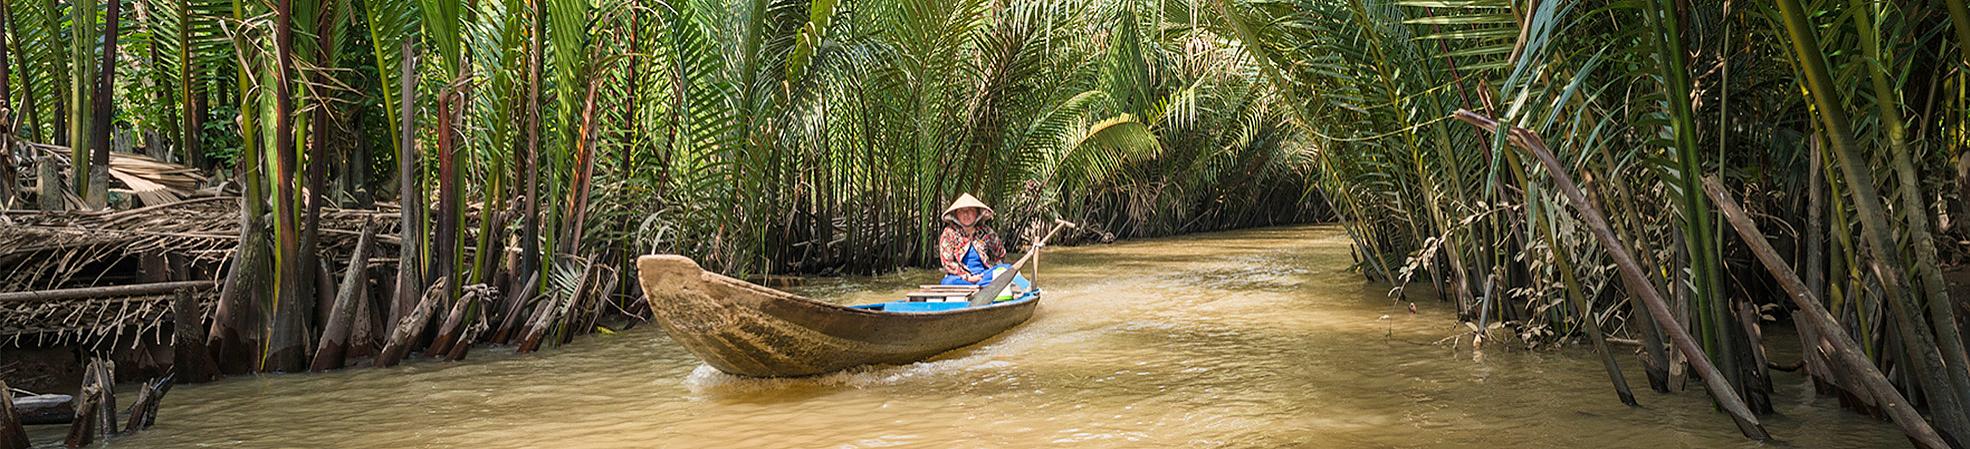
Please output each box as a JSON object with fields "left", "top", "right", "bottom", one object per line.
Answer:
{"left": 1, "top": 0, "right": 1323, "bottom": 363}
{"left": 1213, "top": 0, "right": 1970, "bottom": 432}
{"left": 588, "top": 0, "right": 1318, "bottom": 274}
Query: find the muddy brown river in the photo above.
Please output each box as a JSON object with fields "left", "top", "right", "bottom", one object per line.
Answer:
{"left": 40, "top": 225, "right": 1906, "bottom": 447}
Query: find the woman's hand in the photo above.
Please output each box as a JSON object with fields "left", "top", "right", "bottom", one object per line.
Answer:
{"left": 963, "top": 273, "right": 983, "bottom": 283}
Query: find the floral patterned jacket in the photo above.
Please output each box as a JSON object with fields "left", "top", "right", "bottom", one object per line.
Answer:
{"left": 938, "top": 224, "right": 1006, "bottom": 276}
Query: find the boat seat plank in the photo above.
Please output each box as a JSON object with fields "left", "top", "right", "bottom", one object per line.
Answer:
{"left": 917, "top": 287, "right": 978, "bottom": 292}
{"left": 904, "top": 292, "right": 970, "bottom": 301}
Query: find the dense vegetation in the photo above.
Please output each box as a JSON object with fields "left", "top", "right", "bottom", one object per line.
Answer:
{"left": 0, "top": 0, "right": 1318, "bottom": 370}
{"left": 8, "top": 0, "right": 1970, "bottom": 443}
{"left": 1212, "top": 0, "right": 1970, "bottom": 444}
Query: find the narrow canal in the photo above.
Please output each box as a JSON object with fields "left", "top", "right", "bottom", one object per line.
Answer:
{"left": 100, "top": 225, "right": 1903, "bottom": 448}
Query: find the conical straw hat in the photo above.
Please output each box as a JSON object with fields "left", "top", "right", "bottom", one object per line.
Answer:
{"left": 942, "top": 193, "right": 994, "bottom": 222}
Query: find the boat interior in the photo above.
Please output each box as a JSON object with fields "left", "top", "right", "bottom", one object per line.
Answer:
{"left": 849, "top": 289, "right": 1041, "bottom": 313}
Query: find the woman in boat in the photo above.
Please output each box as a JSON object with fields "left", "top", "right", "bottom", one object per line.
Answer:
{"left": 938, "top": 193, "right": 1016, "bottom": 286}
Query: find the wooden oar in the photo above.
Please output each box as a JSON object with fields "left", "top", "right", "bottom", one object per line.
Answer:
{"left": 967, "top": 220, "right": 1076, "bottom": 306}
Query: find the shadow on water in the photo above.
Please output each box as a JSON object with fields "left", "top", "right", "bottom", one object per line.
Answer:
{"left": 679, "top": 323, "right": 1038, "bottom": 404}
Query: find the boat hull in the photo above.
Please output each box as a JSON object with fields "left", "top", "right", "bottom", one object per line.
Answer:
{"left": 636, "top": 255, "right": 1039, "bottom": 377}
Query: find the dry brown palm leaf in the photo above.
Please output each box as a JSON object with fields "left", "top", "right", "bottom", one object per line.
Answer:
{"left": 106, "top": 153, "right": 207, "bottom": 206}
{"left": 29, "top": 146, "right": 208, "bottom": 207}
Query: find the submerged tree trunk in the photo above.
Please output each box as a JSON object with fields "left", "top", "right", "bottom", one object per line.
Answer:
{"left": 0, "top": 381, "right": 26, "bottom": 449}
{"left": 120, "top": 375, "right": 172, "bottom": 433}
{"left": 492, "top": 273, "right": 538, "bottom": 344}
{"left": 61, "top": 379, "right": 98, "bottom": 449}
{"left": 1731, "top": 299, "right": 1773, "bottom": 414}
{"left": 427, "top": 284, "right": 484, "bottom": 358}
{"left": 376, "top": 280, "right": 447, "bottom": 368}
{"left": 64, "top": 359, "right": 114, "bottom": 447}
{"left": 519, "top": 265, "right": 592, "bottom": 354}
{"left": 348, "top": 275, "right": 381, "bottom": 358}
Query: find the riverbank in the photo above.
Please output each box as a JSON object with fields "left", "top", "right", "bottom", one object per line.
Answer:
{"left": 36, "top": 225, "right": 1903, "bottom": 448}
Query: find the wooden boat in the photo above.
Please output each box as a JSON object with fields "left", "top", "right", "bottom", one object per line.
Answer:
{"left": 635, "top": 255, "right": 1041, "bottom": 378}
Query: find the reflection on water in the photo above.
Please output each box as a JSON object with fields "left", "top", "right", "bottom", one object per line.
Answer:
{"left": 75, "top": 226, "right": 1902, "bottom": 448}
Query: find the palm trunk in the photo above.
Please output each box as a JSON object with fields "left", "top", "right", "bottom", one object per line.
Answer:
{"left": 263, "top": 0, "right": 308, "bottom": 373}
{"left": 210, "top": 16, "right": 266, "bottom": 374}
{"left": 391, "top": 41, "right": 423, "bottom": 332}
{"left": 171, "top": 289, "right": 220, "bottom": 383}
{"left": 297, "top": 0, "right": 340, "bottom": 358}
{"left": 0, "top": 381, "right": 25, "bottom": 449}
{"left": 137, "top": 2, "right": 165, "bottom": 163}
{"left": 178, "top": 0, "right": 202, "bottom": 170}
{"left": 1800, "top": 135, "right": 1831, "bottom": 389}
{"left": 433, "top": 71, "right": 459, "bottom": 302}
{"left": 1950, "top": 0, "right": 1970, "bottom": 250}
{"left": 375, "top": 280, "right": 445, "bottom": 368}
{"left": 83, "top": 0, "right": 118, "bottom": 209}
{"left": 517, "top": 0, "right": 542, "bottom": 291}
{"left": 67, "top": 0, "right": 94, "bottom": 202}
{"left": 0, "top": 0, "right": 13, "bottom": 203}
{"left": 466, "top": 50, "right": 500, "bottom": 287}
{"left": 310, "top": 220, "right": 374, "bottom": 372}
{"left": 557, "top": 78, "right": 600, "bottom": 256}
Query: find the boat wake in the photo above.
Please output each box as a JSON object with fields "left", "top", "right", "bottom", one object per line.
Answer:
{"left": 682, "top": 349, "right": 1019, "bottom": 397}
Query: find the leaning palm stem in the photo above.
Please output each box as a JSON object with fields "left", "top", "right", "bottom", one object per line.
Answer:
{"left": 1506, "top": 147, "right": 1634, "bottom": 406}
{"left": 1454, "top": 108, "right": 1768, "bottom": 441}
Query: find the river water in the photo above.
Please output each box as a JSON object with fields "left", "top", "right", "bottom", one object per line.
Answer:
{"left": 82, "top": 225, "right": 1906, "bottom": 447}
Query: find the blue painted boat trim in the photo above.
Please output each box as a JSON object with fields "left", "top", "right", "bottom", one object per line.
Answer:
{"left": 850, "top": 290, "right": 1042, "bottom": 313}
